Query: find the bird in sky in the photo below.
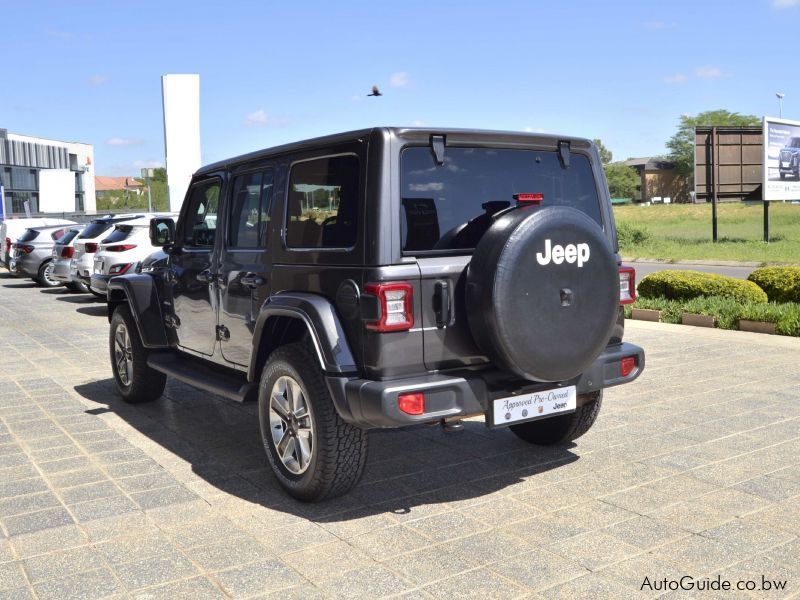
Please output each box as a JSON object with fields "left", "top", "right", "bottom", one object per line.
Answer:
{"left": 367, "top": 85, "right": 382, "bottom": 97}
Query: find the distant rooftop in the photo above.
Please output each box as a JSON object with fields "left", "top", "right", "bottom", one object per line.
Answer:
{"left": 95, "top": 176, "right": 142, "bottom": 191}
{"left": 624, "top": 156, "right": 675, "bottom": 170}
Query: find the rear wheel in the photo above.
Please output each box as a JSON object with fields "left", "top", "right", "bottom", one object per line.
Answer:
{"left": 109, "top": 304, "right": 166, "bottom": 403}
{"left": 37, "top": 260, "right": 60, "bottom": 287}
{"left": 259, "top": 343, "right": 368, "bottom": 501}
{"left": 509, "top": 391, "right": 602, "bottom": 445}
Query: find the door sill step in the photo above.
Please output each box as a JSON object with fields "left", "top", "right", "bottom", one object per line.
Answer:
{"left": 147, "top": 353, "right": 256, "bottom": 403}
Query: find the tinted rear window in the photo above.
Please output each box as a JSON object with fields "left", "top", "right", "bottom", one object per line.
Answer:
{"left": 17, "top": 229, "right": 40, "bottom": 242}
{"left": 79, "top": 222, "right": 112, "bottom": 239}
{"left": 400, "top": 147, "right": 602, "bottom": 253}
{"left": 58, "top": 229, "right": 80, "bottom": 245}
{"left": 103, "top": 226, "right": 137, "bottom": 244}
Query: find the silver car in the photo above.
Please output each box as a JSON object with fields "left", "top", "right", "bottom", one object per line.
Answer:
{"left": 8, "top": 225, "right": 73, "bottom": 287}
{"left": 51, "top": 226, "right": 90, "bottom": 292}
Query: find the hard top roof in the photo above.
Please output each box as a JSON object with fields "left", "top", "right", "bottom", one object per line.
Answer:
{"left": 196, "top": 127, "right": 592, "bottom": 175}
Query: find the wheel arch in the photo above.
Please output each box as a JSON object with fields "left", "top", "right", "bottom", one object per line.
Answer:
{"left": 106, "top": 275, "right": 170, "bottom": 348}
{"left": 249, "top": 293, "right": 358, "bottom": 383}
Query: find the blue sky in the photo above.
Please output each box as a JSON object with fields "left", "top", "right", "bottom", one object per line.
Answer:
{"left": 3, "top": 0, "right": 799, "bottom": 175}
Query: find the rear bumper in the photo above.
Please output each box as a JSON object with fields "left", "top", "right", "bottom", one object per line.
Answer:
{"left": 90, "top": 274, "right": 110, "bottom": 294}
{"left": 330, "top": 342, "right": 645, "bottom": 429}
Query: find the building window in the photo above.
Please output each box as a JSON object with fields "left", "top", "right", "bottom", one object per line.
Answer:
{"left": 75, "top": 172, "right": 84, "bottom": 212}
{"left": 10, "top": 191, "right": 39, "bottom": 214}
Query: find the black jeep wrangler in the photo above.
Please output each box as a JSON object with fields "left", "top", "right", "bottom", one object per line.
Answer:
{"left": 106, "top": 128, "right": 644, "bottom": 501}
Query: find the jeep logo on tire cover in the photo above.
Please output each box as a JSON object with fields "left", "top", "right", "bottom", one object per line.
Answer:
{"left": 536, "top": 239, "right": 590, "bottom": 267}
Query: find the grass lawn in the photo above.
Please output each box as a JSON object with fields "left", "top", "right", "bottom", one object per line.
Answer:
{"left": 614, "top": 202, "right": 800, "bottom": 264}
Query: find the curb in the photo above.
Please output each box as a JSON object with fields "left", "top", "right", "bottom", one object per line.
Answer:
{"left": 621, "top": 257, "right": 763, "bottom": 268}
{"left": 628, "top": 312, "right": 785, "bottom": 337}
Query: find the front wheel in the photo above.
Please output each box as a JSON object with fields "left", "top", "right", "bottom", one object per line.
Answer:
{"left": 259, "top": 343, "right": 368, "bottom": 502}
{"left": 509, "top": 391, "right": 602, "bottom": 445}
{"left": 109, "top": 305, "right": 166, "bottom": 403}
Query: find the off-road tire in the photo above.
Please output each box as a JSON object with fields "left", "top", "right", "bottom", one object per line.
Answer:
{"left": 259, "top": 342, "right": 368, "bottom": 502}
{"left": 37, "top": 260, "right": 60, "bottom": 287}
{"left": 509, "top": 391, "right": 602, "bottom": 445}
{"left": 109, "top": 304, "right": 166, "bottom": 403}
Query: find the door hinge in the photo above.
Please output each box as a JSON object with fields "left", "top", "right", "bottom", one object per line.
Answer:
{"left": 216, "top": 325, "right": 230, "bottom": 342}
{"left": 164, "top": 314, "right": 180, "bottom": 329}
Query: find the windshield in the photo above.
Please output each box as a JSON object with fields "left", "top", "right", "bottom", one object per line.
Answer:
{"left": 400, "top": 147, "right": 602, "bottom": 253}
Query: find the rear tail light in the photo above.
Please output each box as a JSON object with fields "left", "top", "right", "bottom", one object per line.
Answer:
{"left": 60, "top": 246, "right": 75, "bottom": 259}
{"left": 85, "top": 242, "right": 99, "bottom": 253}
{"left": 513, "top": 192, "right": 544, "bottom": 205}
{"left": 621, "top": 356, "right": 637, "bottom": 377}
{"left": 108, "top": 263, "right": 133, "bottom": 275}
{"left": 619, "top": 266, "right": 636, "bottom": 305}
{"left": 16, "top": 244, "right": 34, "bottom": 254}
{"left": 398, "top": 392, "right": 425, "bottom": 415}
{"left": 105, "top": 244, "right": 137, "bottom": 252}
{"left": 4, "top": 237, "right": 10, "bottom": 255}
{"left": 364, "top": 282, "right": 414, "bottom": 332}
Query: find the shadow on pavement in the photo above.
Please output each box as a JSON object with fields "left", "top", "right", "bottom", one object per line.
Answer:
{"left": 76, "top": 305, "right": 109, "bottom": 317}
{"left": 2, "top": 280, "right": 38, "bottom": 289}
{"left": 74, "top": 378, "right": 579, "bottom": 520}
{"left": 56, "top": 294, "right": 100, "bottom": 304}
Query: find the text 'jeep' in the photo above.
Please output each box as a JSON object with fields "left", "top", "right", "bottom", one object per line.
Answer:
{"left": 106, "top": 128, "right": 645, "bottom": 501}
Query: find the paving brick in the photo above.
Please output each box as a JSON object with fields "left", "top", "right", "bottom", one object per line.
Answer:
{"left": 0, "top": 562, "right": 29, "bottom": 591}
{"left": 213, "top": 558, "right": 303, "bottom": 597}
{"left": 69, "top": 495, "right": 139, "bottom": 522}
{"left": 32, "top": 567, "right": 121, "bottom": 600}
{"left": 130, "top": 576, "right": 226, "bottom": 599}
{"left": 3, "top": 507, "right": 74, "bottom": 536}
{"left": 10, "top": 524, "right": 89, "bottom": 559}
{"left": 424, "top": 567, "right": 527, "bottom": 599}
{"left": 112, "top": 550, "right": 199, "bottom": 590}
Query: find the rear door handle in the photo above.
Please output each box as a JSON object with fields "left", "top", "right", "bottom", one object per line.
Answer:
{"left": 240, "top": 274, "right": 265, "bottom": 288}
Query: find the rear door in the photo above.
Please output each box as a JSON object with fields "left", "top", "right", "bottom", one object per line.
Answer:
{"left": 170, "top": 176, "right": 223, "bottom": 356}
{"left": 218, "top": 167, "right": 275, "bottom": 367}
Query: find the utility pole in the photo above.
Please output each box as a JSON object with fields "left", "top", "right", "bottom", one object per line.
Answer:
{"left": 141, "top": 168, "right": 154, "bottom": 212}
{"left": 776, "top": 92, "right": 785, "bottom": 119}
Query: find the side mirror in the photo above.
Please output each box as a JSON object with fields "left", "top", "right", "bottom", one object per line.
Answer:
{"left": 149, "top": 218, "right": 175, "bottom": 247}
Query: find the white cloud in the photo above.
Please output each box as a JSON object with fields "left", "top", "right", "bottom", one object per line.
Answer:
{"left": 773, "top": 0, "right": 799, "bottom": 7}
{"left": 390, "top": 72, "right": 410, "bottom": 87}
{"left": 107, "top": 137, "right": 143, "bottom": 146}
{"left": 133, "top": 159, "right": 163, "bottom": 169}
{"left": 244, "top": 109, "right": 287, "bottom": 127}
{"left": 412, "top": 120, "right": 426, "bottom": 126}
{"left": 410, "top": 182, "right": 444, "bottom": 192}
{"left": 664, "top": 73, "right": 687, "bottom": 84}
{"left": 89, "top": 74, "right": 107, "bottom": 87}
{"left": 694, "top": 66, "right": 724, "bottom": 79}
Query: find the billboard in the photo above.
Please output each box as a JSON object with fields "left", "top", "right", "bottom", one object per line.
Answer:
{"left": 763, "top": 116, "right": 800, "bottom": 201}
{"left": 695, "top": 126, "right": 762, "bottom": 202}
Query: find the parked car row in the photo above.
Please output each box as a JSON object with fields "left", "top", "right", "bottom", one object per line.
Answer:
{"left": 1, "top": 214, "right": 176, "bottom": 295}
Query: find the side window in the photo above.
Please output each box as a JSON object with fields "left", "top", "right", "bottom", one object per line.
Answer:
{"left": 286, "top": 155, "right": 359, "bottom": 249}
{"left": 229, "top": 170, "right": 274, "bottom": 248}
{"left": 183, "top": 180, "right": 220, "bottom": 247}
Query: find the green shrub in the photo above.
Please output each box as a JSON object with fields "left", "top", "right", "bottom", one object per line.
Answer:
{"left": 747, "top": 266, "right": 800, "bottom": 303}
{"left": 626, "top": 295, "right": 800, "bottom": 336}
{"left": 638, "top": 270, "right": 768, "bottom": 304}
{"left": 616, "top": 221, "right": 651, "bottom": 247}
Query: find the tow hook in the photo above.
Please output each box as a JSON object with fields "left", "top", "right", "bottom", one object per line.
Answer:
{"left": 441, "top": 419, "right": 465, "bottom": 433}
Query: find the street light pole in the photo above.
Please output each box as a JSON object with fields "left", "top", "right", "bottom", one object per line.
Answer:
{"left": 776, "top": 92, "right": 785, "bottom": 119}
{"left": 141, "top": 168, "right": 154, "bottom": 212}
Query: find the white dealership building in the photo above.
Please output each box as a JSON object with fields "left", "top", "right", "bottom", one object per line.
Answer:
{"left": 0, "top": 128, "right": 96, "bottom": 218}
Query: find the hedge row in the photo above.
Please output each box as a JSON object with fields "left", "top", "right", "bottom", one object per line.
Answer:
{"left": 637, "top": 270, "right": 768, "bottom": 304}
{"left": 625, "top": 296, "right": 800, "bottom": 336}
{"left": 747, "top": 266, "right": 800, "bottom": 303}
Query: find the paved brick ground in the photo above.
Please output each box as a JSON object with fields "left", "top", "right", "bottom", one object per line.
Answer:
{"left": 1, "top": 271, "right": 799, "bottom": 599}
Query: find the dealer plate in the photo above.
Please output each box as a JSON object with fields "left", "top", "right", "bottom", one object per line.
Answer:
{"left": 491, "top": 385, "right": 576, "bottom": 427}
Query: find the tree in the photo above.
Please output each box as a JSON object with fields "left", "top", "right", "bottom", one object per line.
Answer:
{"left": 593, "top": 139, "right": 612, "bottom": 164}
{"left": 603, "top": 162, "right": 640, "bottom": 199}
{"left": 666, "top": 109, "right": 759, "bottom": 176}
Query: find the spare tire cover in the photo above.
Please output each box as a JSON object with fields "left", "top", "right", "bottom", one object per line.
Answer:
{"left": 466, "top": 206, "right": 618, "bottom": 382}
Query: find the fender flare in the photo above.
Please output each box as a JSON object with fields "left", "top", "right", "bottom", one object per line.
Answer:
{"left": 249, "top": 293, "right": 358, "bottom": 381}
{"left": 107, "top": 275, "right": 170, "bottom": 348}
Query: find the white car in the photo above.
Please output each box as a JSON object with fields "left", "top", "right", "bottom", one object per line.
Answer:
{"left": 1, "top": 217, "right": 76, "bottom": 270}
{"left": 90, "top": 214, "right": 177, "bottom": 295}
{"left": 71, "top": 214, "right": 153, "bottom": 296}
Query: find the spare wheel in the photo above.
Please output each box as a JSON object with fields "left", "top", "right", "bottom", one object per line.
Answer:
{"left": 466, "top": 205, "right": 618, "bottom": 382}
